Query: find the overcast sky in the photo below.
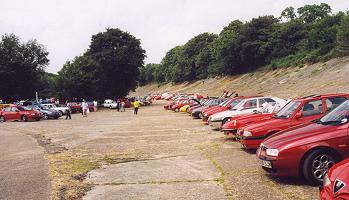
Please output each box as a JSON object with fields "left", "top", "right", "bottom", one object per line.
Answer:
{"left": 1, "top": 0, "right": 348, "bottom": 73}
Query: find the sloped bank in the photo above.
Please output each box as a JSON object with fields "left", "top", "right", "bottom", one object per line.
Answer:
{"left": 131, "top": 56, "right": 349, "bottom": 98}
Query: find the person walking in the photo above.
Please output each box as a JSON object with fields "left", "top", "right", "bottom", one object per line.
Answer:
{"left": 121, "top": 101, "right": 125, "bottom": 112}
{"left": 133, "top": 99, "right": 140, "bottom": 115}
{"left": 81, "top": 100, "right": 89, "bottom": 117}
{"left": 65, "top": 102, "right": 72, "bottom": 120}
{"left": 116, "top": 99, "right": 121, "bottom": 112}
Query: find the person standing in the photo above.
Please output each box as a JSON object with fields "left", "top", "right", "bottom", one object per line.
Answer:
{"left": 133, "top": 99, "right": 140, "bottom": 115}
{"left": 121, "top": 101, "right": 125, "bottom": 112}
{"left": 93, "top": 100, "right": 98, "bottom": 112}
{"left": 81, "top": 100, "right": 89, "bottom": 117}
{"left": 66, "top": 102, "right": 72, "bottom": 120}
{"left": 116, "top": 99, "right": 121, "bottom": 112}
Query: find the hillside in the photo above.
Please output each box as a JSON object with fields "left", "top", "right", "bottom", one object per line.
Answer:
{"left": 130, "top": 56, "right": 349, "bottom": 99}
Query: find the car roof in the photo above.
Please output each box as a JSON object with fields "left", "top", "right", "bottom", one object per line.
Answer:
{"left": 295, "top": 93, "right": 349, "bottom": 101}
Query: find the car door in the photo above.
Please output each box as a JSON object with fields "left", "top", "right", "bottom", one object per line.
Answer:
{"left": 10, "top": 107, "right": 21, "bottom": 121}
{"left": 2, "top": 107, "right": 13, "bottom": 120}
{"left": 291, "top": 99, "right": 324, "bottom": 126}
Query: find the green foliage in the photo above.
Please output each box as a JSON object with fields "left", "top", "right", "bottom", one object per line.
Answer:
{"left": 139, "top": 3, "right": 348, "bottom": 86}
{"left": 0, "top": 34, "right": 49, "bottom": 101}
{"left": 336, "top": 12, "right": 349, "bottom": 55}
{"left": 58, "top": 28, "right": 145, "bottom": 100}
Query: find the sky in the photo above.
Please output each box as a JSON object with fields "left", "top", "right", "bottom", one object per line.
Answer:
{"left": 1, "top": 0, "right": 348, "bottom": 73}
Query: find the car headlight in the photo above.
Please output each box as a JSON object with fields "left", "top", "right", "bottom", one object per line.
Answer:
{"left": 323, "top": 174, "right": 330, "bottom": 187}
{"left": 31, "top": 113, "right": 36, "bottom": 116}
{"left": 266, "top": 149, "right": 279, "bottom": 157}
{"left": 243, "top": 131, "right": 252, "bottom": 137}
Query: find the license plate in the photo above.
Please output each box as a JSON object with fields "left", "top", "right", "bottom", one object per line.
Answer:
{"left": 259, "top": 159, "right": 272, "bottom": 168}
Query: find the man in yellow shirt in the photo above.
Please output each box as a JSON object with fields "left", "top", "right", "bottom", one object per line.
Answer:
{"left": 133, "top": 99, "right": 140, "bottom": 115}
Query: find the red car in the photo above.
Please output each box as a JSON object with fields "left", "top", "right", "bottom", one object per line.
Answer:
{"left": 320, "top": 158, "right": 349, "bottom": 199}
{"left": 164, "top": 98, "right": 186, "bottom": 110}
{"left": 67, "top": 102, "right": 82, "bottom": 113}
{"left": 239, "top": 94, "right": 349, "bottom": 149}
{"left": 257, "top": 100, "right": 349, "bottom": 184}
{"left": 201, "top": 98, "right": 243, "bottom": 123}
{"left": 221, "top": 101, "right": 286, "bottom": 136}
{"left": 0, "top": 106, "right": 41, "bottom": 122}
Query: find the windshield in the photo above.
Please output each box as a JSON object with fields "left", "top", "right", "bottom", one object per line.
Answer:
{"left": 230, "top": 99, "right": 243, "bottom": 110}
{"left": 219, "top": 99, "right": 229, "bottom": 106}
{"left": 259, "top": 102, "right": 276, "bottom": 113}
{"left": 318, "top": 100, "right": 349, "bottom": 125}
{"left": 274, "top": 101, "right": 301, "bottom": 118}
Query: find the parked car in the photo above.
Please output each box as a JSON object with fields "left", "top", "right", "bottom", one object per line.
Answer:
{"left": 40, "top": 103, "right": 69, "bottom": 115}
{"left": 28, "top": 105, "right": 62, "bottom": 119}
{"left": 102, "top": 99, "right": 116, "bottom": 108}
{"left": 208, "top": 96, "right": 285, "bottom": 129}
{"left": 0, "top": 104, "right": 13, "bottom": 110}
{"left": 257, "top": 99, "right": 349, "bottom": 184}
{"left": 320, "top": 158, "right": 349, "bottom": 199}
{"left": 191, "top": 98, "right": 226, "bottom": 119}
{"left": 67, "top": 102, "right": 82, "bottom": 113}
{"left": 221, "top": 101, "right": 287, "bottom": 136}
{"left": 171, "top": 99, "right": 200, "bottom": 112}
{"left": 239, "top": 94, "right": 349, "bottom": 150}
{"left": 0, "top": 106, "right": 41, "bottom": 122}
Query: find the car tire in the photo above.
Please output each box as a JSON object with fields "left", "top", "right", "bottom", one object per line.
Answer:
{"left": 59, "top": 111, "right": 64, "bottom": 116}
{"left": 35, "top": 118, "right": 40, "bottom": 121}
{"left": 21, "top": 115, "right": 28, "bottom": 122}
{"left": 302, "top": 149, "right": 337, "bottom": 185}
{"left": 43, "top": 113, "right": 49, "bottom": 120}
{"left": 0, "top": 115, "right": 5, "bottom": 122}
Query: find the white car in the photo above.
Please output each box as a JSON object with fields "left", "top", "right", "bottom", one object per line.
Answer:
{"left": 208, "top": 96, "right": 286, "bottom": 129}
{"left": 40, "top": 103, "right": 69, "bottom": 115}
{"left": 102, "top": 99, "right": 116, "bottom": 108}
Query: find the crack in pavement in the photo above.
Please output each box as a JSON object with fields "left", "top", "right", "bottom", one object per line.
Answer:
{"left": 95, "top": 179, "right": 220, "bottom": 186}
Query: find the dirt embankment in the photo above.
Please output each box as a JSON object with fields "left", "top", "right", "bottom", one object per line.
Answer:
{"left": 130, "top": 56, "right": 349, "bottom": 99}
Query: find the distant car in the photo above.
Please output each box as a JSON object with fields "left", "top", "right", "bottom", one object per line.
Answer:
{"left": 320, "top": 158, "right": 349, "bottom": 199}
{"left": 257, "top": 99, "right": 349, "bottom": 184}
{"left": 102, "top": 99, "right": 116, "bottom": 108}
{"left": 40, "top": 103, "right": 69, "bottom": 115}
{"left": 208, "top": 97, "right": 285, "bottom": 129}
{"left": 28, "top": 105, "right": 61, "bottom": 119}
{"left": 67, "top": 102, "right": 82, "bottom": 113}
{"left": 240, "top": 94, "right": 349, "bottom": 150}
{"left": 0, "top": 106, "right": 41, "bottom": 122}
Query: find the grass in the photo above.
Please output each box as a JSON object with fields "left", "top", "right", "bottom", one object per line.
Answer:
{"left": 48, "top": 153, "right": 98, "bottom": 200}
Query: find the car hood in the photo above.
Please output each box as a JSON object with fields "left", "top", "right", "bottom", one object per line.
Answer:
{"left": 243, "top": 118, "right": 291, "bottom": 134}
{"left": 206, "top": 107, "right": 228, "bottom": 115}
{"left": 223, "top": 113, "right": 273, "bottom": 129}
{"left": 210, "top": 110, "right": 248, "bottom": 120}
{"left": 263, "top": 123, "right": 342, "bottom": 151}
{"left": 192, "top": 106, "right": 207, "bottom": 113}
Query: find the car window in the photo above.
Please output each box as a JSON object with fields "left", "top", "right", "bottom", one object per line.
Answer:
{"left": 259, "top": 98, "right": 276, "bottom": 105}
{"left": 11, "top": 107, "right": 19, "bottom": 112}
{"left": 302, "top": 100, "right": 323, "bottom": 117}
{"left": 4, "top": 107, "right": 11, "bottom": 112}
{"left": 326, "top": 97, "right": 347, "bottom": 111}
{"left": 242, "top": 99, "right": 257, "bottom": 110}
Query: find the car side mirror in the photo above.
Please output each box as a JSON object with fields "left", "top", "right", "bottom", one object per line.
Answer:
{"left": 294, "top": 112, "right": 302, "bottom": 119}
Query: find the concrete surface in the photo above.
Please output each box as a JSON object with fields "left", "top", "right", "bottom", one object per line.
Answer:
{"left": 0, "top": 129, "right": 51, "bottom": 200}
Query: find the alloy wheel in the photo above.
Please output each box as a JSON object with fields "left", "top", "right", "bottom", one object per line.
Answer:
{"left": 311, "top": 154, "right": 335, "bottom": 181}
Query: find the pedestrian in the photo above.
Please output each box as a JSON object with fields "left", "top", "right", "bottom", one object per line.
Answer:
{"left": 116, "top": 99, "right": 121, "bottom": 112}
{"left": 121, "top": 101, "right": 125, "bottom": 112}
{"left": 133, "top": 99, "right": 140, "bottom": 115}
{"left": 66, "top": 102, "right": 72, "bottom": 120}
{"left": 81, "top": 100, "right": 89, "bottom": 117}
{"left": 93, "top": 100, "right": 98, "bottom": 112}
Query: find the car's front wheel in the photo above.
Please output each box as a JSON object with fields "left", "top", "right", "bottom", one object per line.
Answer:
{"left": 59, "top": 111, "right": 64, "bottom": 116}
{"left": 0, "top": 116, "right": 5, "bottom": 122}
{"left": 43, "top": 113, "right": 49, "bottom": 120}
{"left": 302, "top": 149, "right": 337, "bottom": 185}
{"left": 21, "top": 115, "right": 28, "bottom": 122}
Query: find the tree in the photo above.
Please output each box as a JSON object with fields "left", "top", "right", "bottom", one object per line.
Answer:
{"left": 297, "top": 3, "right": 331, "bottom": 23}
{"left": 336, "top": 12, "right": 349, "bottom": 55}
{"left": 88, "top": 28, "right": 146, "bottom": 99}
{"left": 0, "top": 34, "right": 49, "bottom": 101}
{"left": 280, "top": 6, "right": 297, "bottom": 21}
